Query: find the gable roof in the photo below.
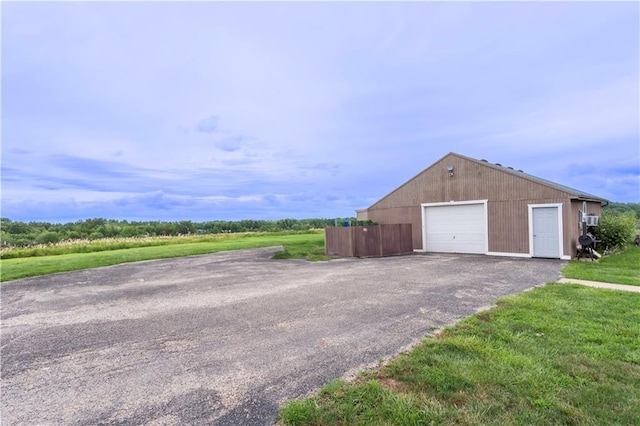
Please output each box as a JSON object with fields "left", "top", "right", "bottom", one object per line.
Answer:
{"left": 368, "top": 152, "right": 608, "bottom": 209}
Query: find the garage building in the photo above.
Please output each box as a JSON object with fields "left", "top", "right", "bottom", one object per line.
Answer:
{"left": 356, "top": 152, "right": 607, "bottom": 259}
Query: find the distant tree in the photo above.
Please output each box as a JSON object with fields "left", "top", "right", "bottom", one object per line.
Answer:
{"left": 277, "top": 219, "right": 295, "bottom": 230}
{"left": 89, "top": 231, "right": 104, "bottom": 240}
{"left": 36, "top": 231, "right": 61, "bottom": 245}
{"left": 175, "top": 221, "right": 195, "bottom": 234}
{"left": 2, "top": 220, "right": 29, "bottom": 235}
{"left": 121, "top": 226, "right": 142, "bottom": 238}
{"left": 0, "top": 216, "right": 355, "bottom": 246}
{"left": 97, "top": 224, "right": 120, "bottom": 238}
{"left": 604, "top": 202, "right": 640, "bottom": 221}
{"left": 65, "top": 231, "right": 82, "bottom": 240}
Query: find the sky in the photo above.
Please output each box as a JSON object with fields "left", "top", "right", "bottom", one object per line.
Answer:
{"left": 2, "top": 1, "right": 639, "bottom": 223}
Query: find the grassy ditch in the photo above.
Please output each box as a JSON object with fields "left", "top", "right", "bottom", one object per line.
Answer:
{"left": 280, "top": 284, "right": 640, "bottom": 425}
{"left": 563, "top": 246, "right": 640, "bottom": 286}
{"left": 0, "top": 232, "right": 325, "bottom": 282}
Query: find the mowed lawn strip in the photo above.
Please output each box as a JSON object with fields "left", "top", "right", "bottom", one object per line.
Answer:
{"left": 0, "top": 232, "right": 325, "bottom": 282}
{"left": 280, "top": 284, "right": 640, "bottom": 425}
{"left": 562, "top": 246, "right": 640, "bottom": 286}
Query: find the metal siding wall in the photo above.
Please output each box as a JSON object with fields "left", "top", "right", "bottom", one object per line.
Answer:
{"left": 569, "top": 201, "right": 581, "bottom": 255}
{"left": 488, "top": 198, "right": 569, "bottom": 254}
{"left": 372, "top": 155, "right": 571, "bottom": 209}
{"left": 568, "top": 200, "right": 604, "bottom": 257}
{"left": 356, "top": 210, "right": 369, "bottom": 221}
{"left": 367, "top": 207, "right": 422, "bottom": 249}
{"left": 366, "top": 154, "right": 580, "bottom": 254}
{"left": 488, "top": 200, "right": 528, "bottom": 254}
{"left": 490, "top": 198, "right": 603, "bottom": 257}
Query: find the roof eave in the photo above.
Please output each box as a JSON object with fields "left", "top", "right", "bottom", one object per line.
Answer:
{"left": 570, "top": 196, "right": 609, "bottom": 205}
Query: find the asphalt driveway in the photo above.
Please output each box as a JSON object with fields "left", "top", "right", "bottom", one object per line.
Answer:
{"left": 1, "top": 248, "right": 564, "bottom": 425}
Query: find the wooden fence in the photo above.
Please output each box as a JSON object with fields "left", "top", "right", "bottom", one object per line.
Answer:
{"left": 325, "top": 224, "right": 413, "bottom": 258}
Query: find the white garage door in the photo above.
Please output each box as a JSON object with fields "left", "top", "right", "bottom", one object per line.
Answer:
{"left": 423, "top": 203, "right": 487, "bottom": 254}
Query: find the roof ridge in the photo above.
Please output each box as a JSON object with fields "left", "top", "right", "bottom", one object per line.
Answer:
{"left": 459, "top": 153, "right": 607, "bottom": 201}
{"left": 366, "top": 152, "right": 607, "bottom": 210}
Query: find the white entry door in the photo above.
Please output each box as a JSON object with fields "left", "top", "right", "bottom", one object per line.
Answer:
{"left": 532, "top": 207, "right": 560, "bottom": 258}
{"left": 423, "top": 203, "right": 487, "bottom": 254}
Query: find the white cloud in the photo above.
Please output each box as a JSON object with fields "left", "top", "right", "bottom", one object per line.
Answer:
{"left": 477, "top": 74, "right": 638, "bottom": 148}
{"left": 2, "top": 1, "right": 638, "bottom": 223}
{"left": 196, "top": 116, "right": 219, "bottom": 134}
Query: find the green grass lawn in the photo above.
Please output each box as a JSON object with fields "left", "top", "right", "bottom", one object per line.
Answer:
{"left": 563, "top": 246, "right": 640, "bottom": 286}
{"left": 280, "top": 284, "right": 640, "bottom": 425}
{"left": 0, "top": 231, "right": 326, "bottom": 282}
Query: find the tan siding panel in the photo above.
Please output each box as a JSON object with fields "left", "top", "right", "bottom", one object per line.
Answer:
{"left": 362, "top": 153, "right": 605, "bottom": 258}
{"left": 366, "top": 154, "right": 586, "bottom": 254}
{"left": 568, "top": 200, "right": 603, "bottom": 256}
{"left": 488, "top": 198, "right": 568, "bottom": 254}
{"left": 368, "top": 207, "right": 422, "bottom": 249}
{"left": 488, "top": 200, "right": 528, "bottom": 254}
{"left": 371, "top": 154, "right": 572, "bottom": 210}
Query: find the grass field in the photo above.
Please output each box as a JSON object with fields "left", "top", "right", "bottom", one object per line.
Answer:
{"left": 280, "top": 284, "right": 640, "bottom": 425}
{"left": 562, "top": 246, "right": 640, "bottom": 286}
{"left": 7, "top": 227, "right": 638, "bottom": 423}
{"left": 0, "top": 231, "right": 326, "bottom": 282}
{"left": 0, "top": 232, "right": 325, "bottom": 259}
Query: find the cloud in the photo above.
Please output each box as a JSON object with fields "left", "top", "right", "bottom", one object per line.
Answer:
{"left": 220, "top": 158, "right": 257, "bottom": 166}
{"left": 471, "top": 74, "right": 638, "bottom": 149}
{"left": 560, "top": 155, "right": 640, "bottom": 202}
{"left": 113, "top": 191, "right": 195, "bottom": 210}
{"left": 1, "top": 190, "right": 365, "bottom": 223}
{"left": 7, "top": 148, "right": 32, "bottom": 155}
{"left": 215, "top": 136, "right": 245, "bottom": 152}
{"left": 196, "top": 115, "right": 219, "bottom": 133}
{"left": 1, "top": 1, "right": 638, "bottom": 223}
{"left": 0, "top": 166, "right": 22, "bottom": 182}
{"left": 50, "top": 154, "right": 154, "bottom": 177}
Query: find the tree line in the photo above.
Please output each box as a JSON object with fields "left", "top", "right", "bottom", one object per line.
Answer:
{"left": 0, "top": 217, "right": 362, "bottom": 248}
{"left": 604, "top": 202, "right": 640, "bottom": 220}
{"left": 1, "top": 202, "right": 636, "bottom": 249}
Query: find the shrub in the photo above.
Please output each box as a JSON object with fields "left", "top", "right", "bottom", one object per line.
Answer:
{"left": 88, "top": 231, "right": 104, "bottom": 240}
{"left": 36, "top": 231, "right": 61, "bottom": 245}
{"left": 591, "top": 211, "right": 637, "bottom": 252}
